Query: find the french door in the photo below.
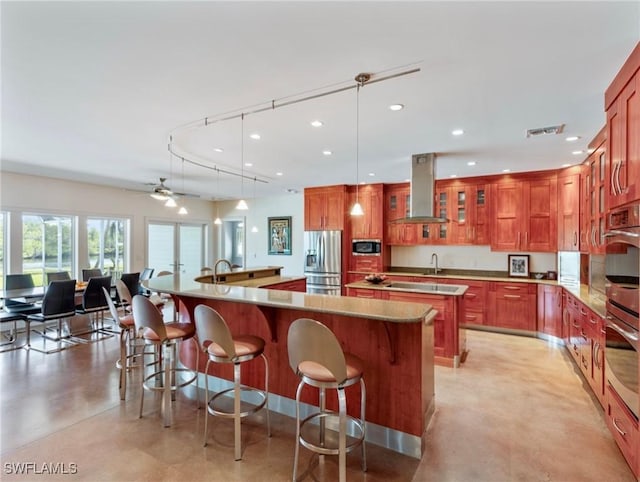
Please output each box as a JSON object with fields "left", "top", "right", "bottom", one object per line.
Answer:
{"left": 147, "top": 221, "right": 207, "bottom": 275}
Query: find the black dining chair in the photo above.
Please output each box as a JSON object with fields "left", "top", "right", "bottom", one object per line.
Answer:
{"left": 74, "top": 275, "right": 114, "bottom": 341}
{"left": 47, "top": 271, "right": 71, "bottom": 283}
{"left": 82, "top": 268, "right": 103, "bottom": 281}
{"left": 26, "top": 279, "right": 78, "bottom": 354}
{"left": 4, "top": 274, "right": 40, "bottom": 314}
{"left": 119, "top": 272, "right": 140, "bottom": 310}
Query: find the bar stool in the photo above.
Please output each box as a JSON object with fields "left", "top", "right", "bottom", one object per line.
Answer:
{"left": 287, "top": 318, "right": 366, "bottom": 482}
{"left": 132, "top": 295, "right": 197, "bottom": 427}
{"left": 194, "top": 304, "right": 270, "bottom": 460}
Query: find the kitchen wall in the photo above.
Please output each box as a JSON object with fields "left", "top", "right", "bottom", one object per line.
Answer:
{"left": 392, "top": 245, "right": 557, "bottom": 274}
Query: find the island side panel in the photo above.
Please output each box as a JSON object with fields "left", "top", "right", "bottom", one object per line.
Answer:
{"left": 177, "top": 295, "right": 432, "bottom": 438}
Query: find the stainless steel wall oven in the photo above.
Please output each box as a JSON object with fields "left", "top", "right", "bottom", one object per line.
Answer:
{"left": 604, "top": 204, "right": 640, "bottom": 419}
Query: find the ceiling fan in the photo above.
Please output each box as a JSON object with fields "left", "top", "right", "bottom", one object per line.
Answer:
{"left": 146, "top": 177, "right": 200, "bottom": 201}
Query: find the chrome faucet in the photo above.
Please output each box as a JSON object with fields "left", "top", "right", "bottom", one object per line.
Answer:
{"left": 431, "top": 253, "right": 441, "bottom": 275}
{"left": 213, "top": 258, "right": 232, "bottom": 283}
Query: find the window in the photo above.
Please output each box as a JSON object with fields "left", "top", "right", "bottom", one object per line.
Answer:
{"left": 22, "top": 214, "right": 74, "bottom": 287}
{"left": 0, "top": 212, "right": 5, "bottom": 289}
{"left": 87, "top": 217, "right": 128, "bottom": 279}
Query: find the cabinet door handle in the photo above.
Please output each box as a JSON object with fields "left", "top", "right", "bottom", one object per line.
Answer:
{"left": 504, "top": 294, "right": 521, "bottom": 299}
{"left": 572, "top": 322, "right": 581, "bottom": 328}
{"left": 615, "top": 161, "right": 623, "bottom": 196}
{"left": 588, "top": 317, "right": 597, "bottom": 325}
{"left": 465, "top": 314, "right": 477, "bottom": 321}
{"left": 465, "top": 293, "right": 477, "bottom": 299}
{"left": 504, "top": 286, "right": 521, "bottom": 291}
{"left": 612, "top": 418, "right": 627, "bottom": 437}
{"left": 574, "top": 231, "right": 578, "bottom": 246}
{"left": 591, "top": 226, "right": 597, "bottom": 247}
{"left": 580, "top": 308, "right": 587, "bottom": 315}
{"left": 611, "top": 161, "right": 619, "bottom": 196}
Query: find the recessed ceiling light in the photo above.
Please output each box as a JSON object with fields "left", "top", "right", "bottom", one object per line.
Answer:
{"left": 213, "top": 147, "right": 224, "bottom": 153}
{"left": 404, "top": 178, "right": 410, "bottom": 182}
{"left": 276, "top": 172, "right": 283, "bottom": 176}
{"left": 244, "top": 162, "right": 253, "bottom": 167}
{"left": 450, "top": 174, "right": 457, "bottom": 178}
{"left": 322, "top": 150, "right": 332, "bottom": 156}
{"left": 250, "top": 133, "right": 261, "bottom": 140}
{"left": 572, "top": 150, "right": 584, "bottom": 155}
{"left": 389, "top": 104, "right": 404, "bottom": 111}
{"left": 565, "top": 136, "right": 580, "bottom": 142}
{"left": 467, "top": 161, "right": 476, "bottom": 166}
{"left": 310, "top": 120, "right": 323, "bottom": 127}
{"left": 368, "top": 172, "right": 375, "bottom": 177}
{"left": 562, "top": 163, "right": 571, "bottom": 167}
{"left": 452, "top": 129, "right": 464, "bottom": 136}
{"left": 502, "top": 169, "right": 511, "bottom": 173}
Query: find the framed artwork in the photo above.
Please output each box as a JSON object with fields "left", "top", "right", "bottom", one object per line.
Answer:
{"left": 508, "top": 254, "right": 530, "bottom": 278}
{"left": 268, "top": 216, "right": 292, "bottom": 255}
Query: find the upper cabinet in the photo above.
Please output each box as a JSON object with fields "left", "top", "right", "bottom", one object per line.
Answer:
{"left": 348, "top": 184, "right": 384, "bottom": 240}
{"left": 448, "top": 183, "right": 490, "bottom": 245}
{"left": 606, "top": 42, "right": 640, "bottom": 210}
{"left": 304, "top": 185, "right": 347, "bottom": 231}
{"left": 582, "top": 128, "right": 607, "bottom": 254}
{"left": 385, "top": 183, "right": 418, "bottom": 245}
{"left": 557, "top": 167, "right": 581, "bottom": 251}
{"left": 491, "top": 174, "right": 558, "bottom": 252}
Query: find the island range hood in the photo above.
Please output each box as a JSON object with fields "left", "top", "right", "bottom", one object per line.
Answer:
{"left": 391, "top": 152, "right": 448, "bottom": 224}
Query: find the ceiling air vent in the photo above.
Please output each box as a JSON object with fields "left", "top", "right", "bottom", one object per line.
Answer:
{"left": 526, "top": 124, "right": 565, "bottom": 138}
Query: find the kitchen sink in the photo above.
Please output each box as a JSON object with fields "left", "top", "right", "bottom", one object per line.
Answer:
{"left": 384, "top": 281, "right": 467, "bottom": 295}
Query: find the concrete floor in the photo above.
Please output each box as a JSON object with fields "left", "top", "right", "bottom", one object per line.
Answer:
{"left": 0, "top": 327, "right": 635, "bottom": 481}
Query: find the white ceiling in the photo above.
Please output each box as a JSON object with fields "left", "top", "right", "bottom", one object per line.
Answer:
{"left": 2, "top": 1, "right": 639, "bottom": 202}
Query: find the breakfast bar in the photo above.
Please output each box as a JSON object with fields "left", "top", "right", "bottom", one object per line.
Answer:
{"left": 146, "top": 273, "right": 436, "bottom": 458}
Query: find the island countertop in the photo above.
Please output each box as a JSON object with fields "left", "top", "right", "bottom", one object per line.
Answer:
{"left": 146, "top": 272, "right": 433, "bottom": 323}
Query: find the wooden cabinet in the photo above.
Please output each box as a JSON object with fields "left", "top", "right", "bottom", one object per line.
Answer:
{"left": 491, "top": 174, "right": 558, "bottom": 252}
{"left": 348, "top": 183, "right": 383, "bottom": 240}
{"left": 607, "top": 385, "right": 639, "bottom": 478}
{"left": 606, "top": 43, "right": 640, "bottom": 210}
{"left": 385, "top": 183, "right": 418, "bottom": 245}
{"left": 444, "top": 278, "right": 487, "bottom": 326}
{"left": 346, "top": 287, "right": 385, "bottom": 299}
{"left": 350, "top": 255, "right": 382, "bottom": 274}
{"left": 263, "top": 278, "right": 307, "bottom": 292}
{"left": 557, "top": 169, "right": 581, "bottom": 251}
{"left": 587, "top": 129, "right": 608, "bottom": 254}
{"left": 583, "top": 306, "right": 606, "bottom": 407}
{"left": 487, "top": 282, "right": 537, "bottom": 331}
{"left": 537, "top": 284, "right": 562, "bottom": 338}
{"left": 304, "top": 185, "right": 347, "bottom": 231}
{"left": 448, "top": 184, "right": 490, "bottom": 245}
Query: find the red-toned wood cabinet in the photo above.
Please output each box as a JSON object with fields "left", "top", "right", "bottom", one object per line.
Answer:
{"left": 557, "top": 168, "right": 581, "bottom": 251}
{"left": 348, "top": 183, "right": 384, "bottom": 240}
{"left": 588, "top": 129, "right": 608, "bottom": 254}
{"left": 263, "top": 278, "right": 307, "bottom": 292}
{"left": 385, "top": 183, "right": 418, "bottom": 245}
{"left": 491, "top": 174, "right": 558, "bottom": 252}
{"left": 304, "top": 185, "right": 347, "bottom": 231}
{"left": 607, "top": 386, "right": 639, "bottom": 478}
{"left": 487, "top": 281, "right": 537, "bottom": 331}
{"left": 606, "top": 43, "right": 640, "bottom": 210}
{"left": 448, "top": 184, "right": 490, "bottom": 245}
{"left": 537, "top": 284, "right": 562, "bottom": 338}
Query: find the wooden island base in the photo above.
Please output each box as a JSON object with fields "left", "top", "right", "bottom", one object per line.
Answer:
{"left": 172, "top": 292, "right": 435, "bottom": 458}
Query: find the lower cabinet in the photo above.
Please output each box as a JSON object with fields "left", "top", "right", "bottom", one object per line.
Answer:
{"left": 537, "top": 284, "right": 563, "bottom": 337}
{"left": 262, "top": 278, "right": 307, "bottom": 292}
{"left": 487, "top": 282, "right": 537, "bottom": 331}
{"left": 607, "top": 385, "right": 639, "bottom": 478}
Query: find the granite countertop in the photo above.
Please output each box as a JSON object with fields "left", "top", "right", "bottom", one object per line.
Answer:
{"left": 224, "top": 275, "right": 307, "bottom": 288}
{"left": 146, "top": 272, "right": 433, "bottom": 324}
{"left": 349, "top": 269, "right": 558, "bottom": 285}
{"left": 346, "top": 280, "right": 468, "bottom": 296}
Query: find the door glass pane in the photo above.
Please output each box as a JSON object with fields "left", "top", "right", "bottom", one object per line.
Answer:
{"left": 422, "top": 224, "right": 430, "bottom": 239}
{"left": 0, "top": 212, "right": 4, "bottom": 289}
{"left": 179, "top": 225, "right": 204, "bottom": 274}
{"left": 477, "top": 189, "right": 485, "bottom": 205}
{"left": 22, "top": 214, "right": 73, "bottom": 287}
{"left": 148, "top": 223, "right": 176, "bottom": 273}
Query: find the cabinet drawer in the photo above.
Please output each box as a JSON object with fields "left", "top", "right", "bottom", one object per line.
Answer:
{"left": 495, "top": 283, "right": 536, "bottom": 296}
{"left": 607, "top": 385, "right": 639, "bottom": 476}
{"left": 352, "top": 256, "right": 382, "bottom": 273}
{"left": 462, "top": 310, "right": 484, "bottom": 325}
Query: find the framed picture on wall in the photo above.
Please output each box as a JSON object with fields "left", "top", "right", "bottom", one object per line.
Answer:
{"left": 268, "top": 216, "right": 292, "bottom": 255}
{"left": 508, "top": 254, "right": 530, "bottom": 278}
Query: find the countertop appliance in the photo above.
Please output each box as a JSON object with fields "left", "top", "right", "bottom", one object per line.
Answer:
{"left": 604, "top": 203, "right": 640, "bottom": 418}
{"left": 304, "top": 230, "right": 342, "bottom": 296}
{"left": 352, "top": 239, "right": 381, "bottom": 256}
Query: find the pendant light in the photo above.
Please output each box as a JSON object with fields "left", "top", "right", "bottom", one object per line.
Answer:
{"left": 214, "top": 167, "right": 222, "bottom": 225}
{"left": 250, "top": 177, "right": 258, "bottom": 232}
{"left": 236, "top": 113, "right": 248, "bottom": 210}
{"left": 178, "top": 158, "right": 188, "bottom": 215}
{"left": 350, "top": 73, "right": 369, "bottom": 216}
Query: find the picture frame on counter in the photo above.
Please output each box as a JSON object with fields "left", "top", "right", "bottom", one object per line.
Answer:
{"left": 508, "top": 254, "right": 530, "bottom": 278}
{"left": 268, "top": 216, "right": 292, "bottom": 255}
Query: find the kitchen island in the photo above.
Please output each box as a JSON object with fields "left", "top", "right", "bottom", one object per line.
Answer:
{"left": 346, "top": 280, "right": 468, "bottom": 368}
{"left": 145, "top": 272, "right": 436, "bottom": 458}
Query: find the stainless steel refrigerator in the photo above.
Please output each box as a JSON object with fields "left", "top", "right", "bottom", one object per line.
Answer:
{"left": 304, "top": 230, "right": 342, "bottom": 295}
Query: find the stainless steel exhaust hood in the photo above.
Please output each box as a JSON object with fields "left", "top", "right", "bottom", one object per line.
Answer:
{"left": 391, "top": 153, "right": 447, "bottom": 224}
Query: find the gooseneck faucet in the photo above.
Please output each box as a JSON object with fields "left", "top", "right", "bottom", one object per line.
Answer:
{"left": 213, "top": 258, "right": 232, "bottom": 283}
{"left": 431, "top": 253, "right": 440, "bottom": 275}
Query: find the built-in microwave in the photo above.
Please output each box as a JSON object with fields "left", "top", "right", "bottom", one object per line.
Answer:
{"left": 352, "top": 239, "right": 381, "bottom": 256}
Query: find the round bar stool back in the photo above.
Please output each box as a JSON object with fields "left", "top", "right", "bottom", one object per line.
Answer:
{"left": 287, "top": 318, "right": 366, "bottom": 482}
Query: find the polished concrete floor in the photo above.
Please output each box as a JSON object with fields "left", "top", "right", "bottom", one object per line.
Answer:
{"left": 0, "top": 326, "right": 635, "bottom": 481}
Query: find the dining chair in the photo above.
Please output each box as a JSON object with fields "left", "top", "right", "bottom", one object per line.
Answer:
{"left": 47, "top": 271, "right": 71, "bottom": 283}
{"left": 118, "top": 273, "right": 140, "bottom": 310}
{"left": 26, "top": 279, "right": 78, "bottom": 354}
{"left": 74, "top": 275, "right": 114, "bottom": 341}
{"left": 82, "top": 268, "right": 103, "bottom": 281}
{"left": 3, "top": 274, "right": 40, "bottom": 314}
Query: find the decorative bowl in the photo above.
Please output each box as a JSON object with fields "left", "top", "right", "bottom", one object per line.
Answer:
{"left": 364, "top": 274, "right": 387, "bottom": 284}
